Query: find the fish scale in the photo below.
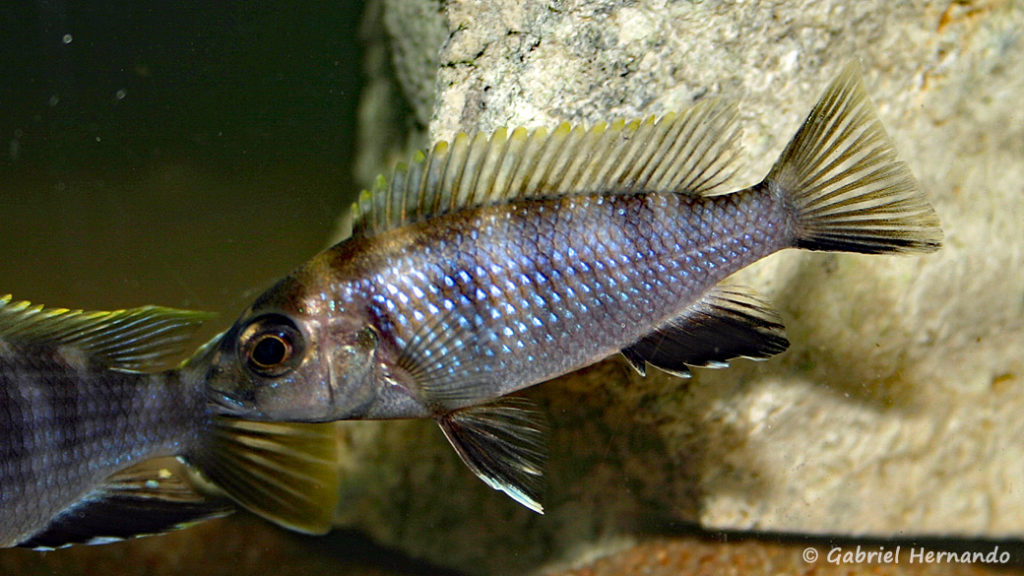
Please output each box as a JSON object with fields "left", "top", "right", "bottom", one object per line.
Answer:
{"left": 204, "top": 64, "right": 942, "bottom": 513}
{"left": 0, "top": 347, "right": 199, "bottom": 547}
{"left": 0, "top": 299, "right": 341, "bottom": 549}
{"left": 361, "top": 189, "right": 790, "bottom": 402}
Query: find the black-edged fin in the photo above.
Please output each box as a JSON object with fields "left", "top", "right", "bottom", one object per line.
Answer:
{"left": 0, "top": 295, "right": 214, "bottom": 372}
{"left": 187, "top": 418, "right": 340, "bottom": 535}
{"left": 620, "top": 346, "right": 649, "bottom": 377}
{"left": 767, "top": 62, "right": 942, "bottom": 254}
{"left": 350, "top": 98, "right": 742, "bottom": 237}
{"left": 622, "top": 285, "right": 790, "bottom": 377}
{"left": 19, "top": 458, "right": 232, "bottom": 550}
{"left": 437, "top": 397, "right": 548, "bottom": 514}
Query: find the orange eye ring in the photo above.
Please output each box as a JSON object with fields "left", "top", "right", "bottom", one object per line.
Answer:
{"left": 249, "top": 332, "right": 292, "bottom": 369}
{"left": 239, "top": 314, "right": 305, "bottom": 378}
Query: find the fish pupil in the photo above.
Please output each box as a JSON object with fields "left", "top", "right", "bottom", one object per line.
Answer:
{"left": 251, "top": 333, "right": 290, "bottom": 368}
{"left": 239, "top": 313, "right": 305, "bottom": 377}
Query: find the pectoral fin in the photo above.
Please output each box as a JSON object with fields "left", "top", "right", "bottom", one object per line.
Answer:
{"left": 395, "top": 304, "right": 505, "bottom": 408}
{"left": 20, "top": 459, "right": 232, "bottom": 550}
{"left": 188, "top": 418, "right": 340, "bottom": 535}
{"left": 437, "top": 398, "right": 548, "bottom": 513}
{"left": 622, "top": 285, "right": 789, "bottom": 377}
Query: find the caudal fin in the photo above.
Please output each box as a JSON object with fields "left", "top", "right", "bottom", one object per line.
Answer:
{"left": 767, "top": 63, "right": 942, "bottom": 255}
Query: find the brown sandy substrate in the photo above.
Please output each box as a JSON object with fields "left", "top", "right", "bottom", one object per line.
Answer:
{"left": 545, "top": 537, "right": 1023, "bottom": 576}
{"left": 0, "top": 514, "right": 457, "bottom": 576}
{"left": 5, "top": 517, "right": 1020, "bottom": 576}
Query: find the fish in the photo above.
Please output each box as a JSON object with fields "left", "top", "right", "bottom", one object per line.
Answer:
{"left": 202, "top": 63, "right": 942, "bottom": 513}
{"left": 0, "top": 295, "right": 340, "bottom": 549}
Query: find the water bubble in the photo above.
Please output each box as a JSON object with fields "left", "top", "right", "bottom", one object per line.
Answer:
{"left": 115, "top": 89, "right": 127, "bottom": 100}
{"left": 62, "top": 33, "right": 73, "bottom": 45}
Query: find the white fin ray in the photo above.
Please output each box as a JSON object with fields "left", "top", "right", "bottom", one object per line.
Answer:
{"left": 437, "top": 397, "right": 548, "bottom": 513}
{"left": 20, "top": 459, "right": 232, "bottom": 550}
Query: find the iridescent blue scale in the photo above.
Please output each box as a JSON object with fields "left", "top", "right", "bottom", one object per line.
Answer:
{"left": 200, "top": 65, "right": 943, "bottom": 514}
{"left": 348, "top": 189, "right": 789, "bottom": 409}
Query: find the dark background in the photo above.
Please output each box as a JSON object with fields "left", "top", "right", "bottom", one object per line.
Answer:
{"left": 0, "top": 2, "right": 447, "bottom": 574}
{"left": 0, "top": 1, "right": 366, "bottom": 337}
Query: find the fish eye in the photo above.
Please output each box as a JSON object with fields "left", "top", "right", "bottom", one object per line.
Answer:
{"left": 250, "top": 333, "right": 290, "bottom": 367}
{"left": 239, "top": 314, "right": 305, "bottom": 377}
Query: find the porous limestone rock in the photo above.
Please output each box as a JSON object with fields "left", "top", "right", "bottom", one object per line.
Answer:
{"left": 342, "top": 1, "right": 1024, "bottom": 573}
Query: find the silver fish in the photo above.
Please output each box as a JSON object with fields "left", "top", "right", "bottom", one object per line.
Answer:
{"left": 203, "top": 64, "right": 942, "bottom": 512}
{"left": 0, "top": 296, "right": 339, "bottom": 549}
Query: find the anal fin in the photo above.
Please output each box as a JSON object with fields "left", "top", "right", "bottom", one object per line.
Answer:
{"left": 437, "top": 397, "right": 548, "bottom": 514}
{"left": 187, "top": 418, "right": 340, "bottom": 535}
{"left": 622, "top": 285, "right": 790, "bottom": 377}
{"left": 20, "top": 458, "right": 232, "bottom": 550}
{"left": 620, "top": 346, "right": 650, "bottom": 377}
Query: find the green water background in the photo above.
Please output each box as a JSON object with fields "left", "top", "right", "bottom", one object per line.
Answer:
{"left": 1, "top": 1, "right": 365, "bottom": 340}
{"left": 0, "top": 4, "right": 436, "bottom": 572}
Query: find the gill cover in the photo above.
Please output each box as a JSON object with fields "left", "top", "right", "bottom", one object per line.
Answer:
{"left": 204, "top": 306, "right": 382, "bottom": 422}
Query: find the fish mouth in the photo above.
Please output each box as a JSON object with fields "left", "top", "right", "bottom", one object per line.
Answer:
{"left": 326, "top": 353, "right": 337, "bottom": 415}
{"left": 206, "top": 387, "right": 251, "bottom": 416}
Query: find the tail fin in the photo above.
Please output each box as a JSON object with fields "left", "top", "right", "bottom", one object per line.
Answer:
{"left": 767, "top": 62, "right": 942, "bottom": 254}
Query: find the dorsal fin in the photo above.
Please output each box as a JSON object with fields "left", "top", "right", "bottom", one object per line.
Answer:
{"left": 350, "top": 98, "right": 742, "bottom": 237}
{"left": 0, "top": 295, "right": 213, "bottom": 372}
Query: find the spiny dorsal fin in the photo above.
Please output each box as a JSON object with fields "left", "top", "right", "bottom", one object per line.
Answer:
{"left": 0, "top": 295, "right": 214, "bottom": 372}
{"left": 351, "top": 98, "right": 742, "bottom": 237}
{"left": 20, "top": 459, "right": 232, "bottom": 550}
{"left": 437, "top": 397, "right": 548, "bottom": 513}
{"left": 187, "top": 418, "right": 340, "bottom": 535}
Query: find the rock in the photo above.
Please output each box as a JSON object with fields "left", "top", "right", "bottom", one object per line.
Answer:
{"left": 342, "top": 0, "right": 1024, "bottom": 573}
{"left": 351, "top": 0, "right": 447, "bottom": 190}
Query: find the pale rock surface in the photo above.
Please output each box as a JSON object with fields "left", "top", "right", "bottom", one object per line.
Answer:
{"left": 341, "top": 0, "right": 1024, "bottom": 573}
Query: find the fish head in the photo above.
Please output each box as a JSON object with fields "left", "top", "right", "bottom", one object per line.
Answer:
{"left": 202, "top": 276, "right": 383, "bottom": 422}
